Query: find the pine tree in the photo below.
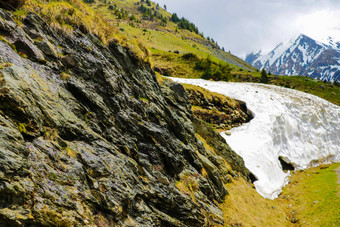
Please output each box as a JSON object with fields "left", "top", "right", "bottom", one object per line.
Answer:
{"left": 171, "top": 13, "right": 180, "bottom": 22}
{"left": 260, "top": 68, "right": 268, "bottom": 83}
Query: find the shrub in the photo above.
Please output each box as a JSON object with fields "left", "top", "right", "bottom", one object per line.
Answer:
{"left": 129, "top": 14, "right": 136, "bottom": 21}
{"left": 182, "top": 52, "right": 198, "bottom": 61}
{"left": 195, "top": 57, "right": 231, "bottom": 81}
{"left": 0, "top": 0, "right": 26, "bottom": 10}
{"left": 145, "top": 0, "right": 151, "bottom": 6}
{"left": 201, "top": 64, "right": 231, "bottom": 81}
{"left": 260, "top": 68, "right": 268, "bottom": 83}
{"left": 194, "top": 57, "right": 214, "bottom": 71}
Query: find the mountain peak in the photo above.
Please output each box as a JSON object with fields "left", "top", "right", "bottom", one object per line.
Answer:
{"left": 245, "top": 34, "right": 340, "bottom": 82}
{"left": 245, "top": 50, "right": 262, "bottom": 65}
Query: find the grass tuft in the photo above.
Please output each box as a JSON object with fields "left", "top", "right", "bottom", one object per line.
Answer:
{"left": 22, "top": 0, "right": 118, "bottom": 43}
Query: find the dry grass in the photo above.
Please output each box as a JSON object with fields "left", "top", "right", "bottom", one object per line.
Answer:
{"left": 175, "top": 172, "right": 200, "bottom": 204}
{"left": 21, "top": 0, "right": 117, "bottom": 42}
{"left": 15, "top": 0, "right": 150, "bottom": 61}
{"left": 182, "top": 83, "right": 238, "bottom": 108}
{"left": 221, "top": 177, "right": 289, "bottom": 227}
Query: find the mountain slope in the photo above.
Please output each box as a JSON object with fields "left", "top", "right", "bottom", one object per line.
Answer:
{"left": 246, "top": 34, "right": 340, "bottom": 82}
{"left": 0, "top": 1, "right": 340, "bottom": 226}
{"left": 87, "top": 0, "right": 255, "bottom": 71}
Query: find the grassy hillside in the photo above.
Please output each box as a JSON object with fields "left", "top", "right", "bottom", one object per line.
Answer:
{"left": 89, "top": 0, "right": 255, "bottom": 69}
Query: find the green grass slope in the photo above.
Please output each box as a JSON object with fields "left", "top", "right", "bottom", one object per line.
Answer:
{"left": 89, "top": 0, "right": 256, "bottom": 70}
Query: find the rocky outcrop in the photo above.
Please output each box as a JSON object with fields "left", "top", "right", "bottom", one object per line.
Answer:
{"left": 0, "top": 9, "right": 252, "bottom": 226}
{"left": 184, "top": 84, "right": 253, "bottom": 131}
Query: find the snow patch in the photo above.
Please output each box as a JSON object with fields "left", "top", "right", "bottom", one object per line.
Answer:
{"left": 170, "top": 78, "right": 340, "bottom": 199}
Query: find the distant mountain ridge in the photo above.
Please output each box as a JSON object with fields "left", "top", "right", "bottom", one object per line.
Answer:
{"left": 246, "top": 34, "right": 340, "bottom": 82}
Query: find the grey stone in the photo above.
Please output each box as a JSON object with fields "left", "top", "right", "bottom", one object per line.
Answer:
{"left": 35, "top": 41, "right": 58, "bottom": 58}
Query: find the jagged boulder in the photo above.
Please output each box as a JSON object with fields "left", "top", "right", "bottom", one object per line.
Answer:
{"left": 35, "top": 40, "right": 58, "bottom": 58}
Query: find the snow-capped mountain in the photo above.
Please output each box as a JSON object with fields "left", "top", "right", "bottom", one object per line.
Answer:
{"left": 245, "top": 34, "right": 340, "bottom": 82}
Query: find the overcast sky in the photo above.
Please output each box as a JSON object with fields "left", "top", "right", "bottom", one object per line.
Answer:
{"left": 154, "top": 0, "right": 340, "bottom": 58}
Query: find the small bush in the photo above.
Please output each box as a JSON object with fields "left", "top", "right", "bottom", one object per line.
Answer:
{"left": 182, "top": 52, "right": 198, "bottom": 61}
{"left": 0, "top": 0, "right": 26, "bottom": 10}
{"left": 195, "top": 57, "right": 231, "bottom": 81}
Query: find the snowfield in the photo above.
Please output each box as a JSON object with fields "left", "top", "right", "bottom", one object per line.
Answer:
{"left": 170, "top": 78, "right": 340, "bottom": 199}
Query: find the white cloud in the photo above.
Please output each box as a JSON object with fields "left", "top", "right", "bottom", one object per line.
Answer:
{"left": 154, "top": 0, "right": 340, "bottom": 58}
{"left": 295, "top": 10, "right": 340, "bottom": 41}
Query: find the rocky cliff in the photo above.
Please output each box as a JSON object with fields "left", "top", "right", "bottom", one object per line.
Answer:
{"left": 0, "top": 9, "right": 253, "bottom": 226}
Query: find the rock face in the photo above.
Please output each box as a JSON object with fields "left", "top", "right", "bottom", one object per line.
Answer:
{"left": 184, "top": 85, "right": 253, "bottom": 131}
{"left": 246, "top": 34, "right": 340, "bottom": 82}
{"left": 0, "top": 9, "right": 252, "bottom": 226}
